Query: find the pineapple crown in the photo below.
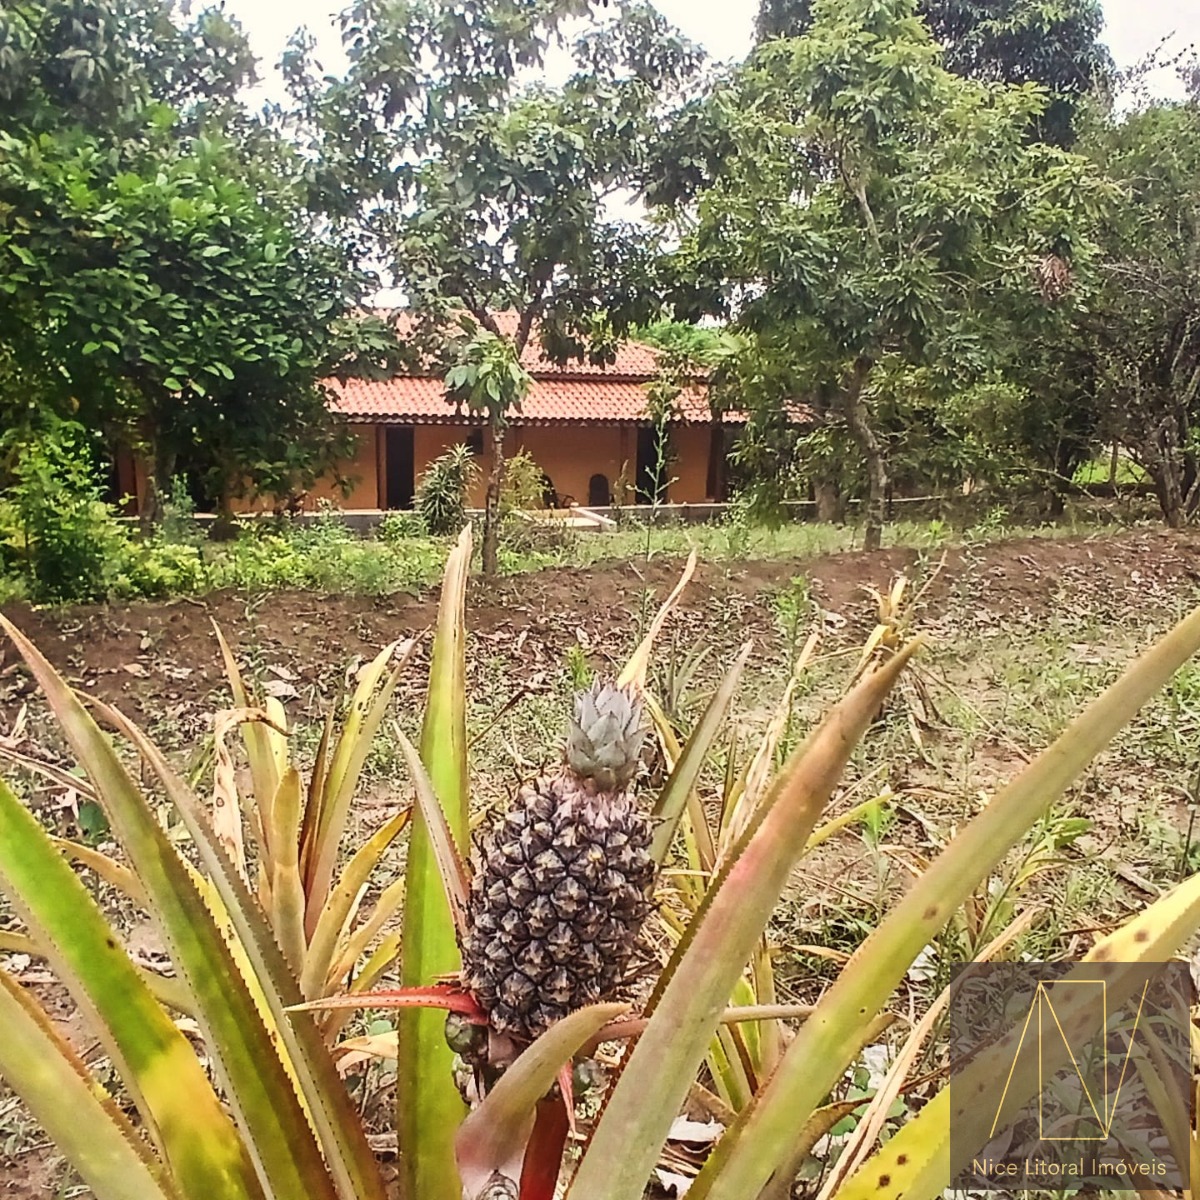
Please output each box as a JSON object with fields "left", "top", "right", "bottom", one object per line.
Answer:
{"left": 565, "top": 680, "right": 646, "bottom": 792}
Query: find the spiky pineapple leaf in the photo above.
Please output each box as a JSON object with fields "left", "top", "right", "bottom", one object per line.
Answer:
{"left": 305, "top": 639, "right": 414, "bottom": 929}
{"left": 96, "top": 700, "right": 389, "bottom": 1200}
{"left": 0, "top": 776, "right": 262, "bottom": 1199}
{"left": 835, "top": 868, "right": 1200, "bottom": 1200}
{"left": 617, "top": 550, "right": 697, "bottom": 691}
{"left": 53, "top": 837, "right": 148, "bottom": 907}
{"left": 397, "top": 525, "right": 473, "bottom": 1200}
{"left": 269, "top": 766, "right": 308, "bottom": 975}
{"left": 457, "top": 1002, "right": 628, "bottom": 1199}
{"left": 212, "top": 620, "right": 281, "bottom": 815}
{"left": 293, "top": 985, "right": 487, "bottom": 1017}
{"left": 395, "top": 725, "right": 470, "bottom": 935}
{"left": 648, "top": 641, "right": 751, "bottom": 867}
{"left": 0, "top": 968, "right": 179, "bottom": 1200}
{"left": 303, "top": 806, "right": 411, "bottom": 1000}
{"left": 568, "top": 643, "right": 920, "bottom": 1200}
{"left": 0, "top": 617, "right": 346, "bottom": 1199}
{"left": 689, "top": 603, "right": 1200, "bottom": 1200}
{"left": 329, "top": 876, "right": 407, "bottom": 990}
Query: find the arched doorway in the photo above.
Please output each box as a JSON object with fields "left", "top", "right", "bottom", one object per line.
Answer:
{"left": 588, "top": 473, "right": 611, "bottom": 506}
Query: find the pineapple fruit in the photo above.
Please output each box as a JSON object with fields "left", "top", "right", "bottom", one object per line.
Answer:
{"left": 460, "top": 681, "right": 656, "bottom": 1042}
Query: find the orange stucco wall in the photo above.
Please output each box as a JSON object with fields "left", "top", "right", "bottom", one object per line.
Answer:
{"left": 666, "top": 424, "right": 711, "bottom": 504}
{"left": 114, "top": 420, "right": 720, "bottom": 514}
{"left": 511, "top": 425, "right": 631, "bottom": 507}
{"left": 306, "top": 425, "right": 380, "bottom": 509}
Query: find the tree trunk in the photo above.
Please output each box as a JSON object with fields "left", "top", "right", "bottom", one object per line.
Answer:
{"left": 210, "top": 486, "right": 240, "bottom": 541}
{"left": 481, "top": 420, "right": 506, "bottom": 576}
{"left": 1151, "top": 457, "right": 1187, "bottom": 529}
{"left": 812, "top": 477, "right": 844, "bottom": 523}
{"left": 839, "top": 357, "right": 885, "bottom": 551}
{"left": 1158, "top": 475, "right": 1186, "bottom": 529}
{"left": 138, "top": 442, "right": 175, "bottom": 533}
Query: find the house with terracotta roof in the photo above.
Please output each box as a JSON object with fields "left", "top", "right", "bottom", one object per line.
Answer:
{"left": 307, "top": 319, "right": 727, "bottom": 512}
{"left": 113, "top": 317, "right": 730, "bottom": 514}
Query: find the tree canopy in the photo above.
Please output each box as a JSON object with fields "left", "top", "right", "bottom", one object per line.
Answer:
{"left": 286, "top": 0, "right": 704, "bottom": 568}
{"left": 2, "top": 0, "right": 1200, "bottom": 552}
{"left": 0, "top": 0, "right": 389, "bottom": 522}
{"left": 1079, "top": 100, "right": 1200, "bottom": 527}
{"left": 756, "top": 0, "right": 1112, "bottom": 144}
{"left": 666, "top": 0, "right": 1106, "bottom": 547}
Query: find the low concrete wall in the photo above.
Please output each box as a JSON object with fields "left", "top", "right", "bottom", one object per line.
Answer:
{"left": 134, "top": 489, "right": 1138, "bottom": 538}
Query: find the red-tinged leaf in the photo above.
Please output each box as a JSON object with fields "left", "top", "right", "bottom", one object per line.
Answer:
{"left": 457, "top": 1003, "right": 627, "bottom": 1200}
{"left": 291, "top": 984, "right": 487, "bottom": 1019}
{"left": 520, "top": 1098, "right": 570, "bottom": 1200}
{"left": 557, "top": 1063, "right": 575, "bottom": 1136}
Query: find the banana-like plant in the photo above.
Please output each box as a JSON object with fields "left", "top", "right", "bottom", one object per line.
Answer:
{"left": 2, "top": 525, "right": 1200, "bottom": 1200}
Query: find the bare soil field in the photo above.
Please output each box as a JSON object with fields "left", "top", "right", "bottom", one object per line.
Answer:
{"left": 3, "top": 526, "right": 1198, "bottom": 721}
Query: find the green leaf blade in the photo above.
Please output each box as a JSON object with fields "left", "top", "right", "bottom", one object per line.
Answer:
{"left": 0, "top": 778, "right": 261, "bottom": 1200}
{"left": 0, "top": 617, "right": 343, "bottom": 1200}
{"left": 397, "top": 527, "right": 473, "bottom": 1200}
{"left": 691, "top": 603, "right": 1200, "bottom": 1200}
{"left": 0, "top": 969, "right": 179, "bottom": 1200}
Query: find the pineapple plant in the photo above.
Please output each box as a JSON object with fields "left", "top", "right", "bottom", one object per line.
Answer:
{"left": 6, "top": 529, "right": 1200, "bottom": 1200}
{"left": 460, "top": 681, "right": 655, "bottom": 1042}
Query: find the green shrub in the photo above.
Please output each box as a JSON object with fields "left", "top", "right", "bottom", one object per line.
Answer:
{"left": 111, "top": 541, "right": 208, "bottom": 600}
{"left": 416, "top": 444, "right": 477, "bottom": 535}
{"left": 377, "top": 511, "right": 425, "bottom": 543}
{"left": 0, "top": 423, "right": 129, "bottom": 603}
{"left": 500, "top": 448, "right": 547, "bottom": 514}
{"left": 160, "top": 476, "right": 203, "bottom": 546}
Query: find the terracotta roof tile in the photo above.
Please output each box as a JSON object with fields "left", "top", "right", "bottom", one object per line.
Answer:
{"left": 328, "top": 375, "right": 713, "bottom": 425}
{"left": 384, "top": 309, "right": 664, "bottom": 378}
{"left": 327, "top": 309, "right": 715, "bottom": 424}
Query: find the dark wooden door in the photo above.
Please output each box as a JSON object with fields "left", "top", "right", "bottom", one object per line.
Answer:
{"left": 384, "top": 426, "right": 415, "bottom": 509}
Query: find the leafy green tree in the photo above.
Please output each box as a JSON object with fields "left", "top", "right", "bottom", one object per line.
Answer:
{"left": 669, "top": 0, "right": 1104, "bottom": 549}
{"left": 756, "top": 0, "right": 1112, "bottom": 145}
{"left": 638, "top": 320, "right": 745, "bottom": 501}
{"left": 286, "top": 0, "right": 699, "bottom": 568}
{"left": 0, "top": 0, "right": 255, "bottom": 137}
{"left": 0, "top": 133, "right": 374, "bottom": 523}
{"left": 0, "top": 0, "right": 392, "bottom": 525}
{"left": 443, "top": 319, "right": 531, "bottom": 572}
{"left": 1081, "top": 100, "right": 1200, "bottom": 527}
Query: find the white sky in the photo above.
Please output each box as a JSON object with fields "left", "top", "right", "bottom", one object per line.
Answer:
{"left": 229, "top": 0, "right": 1197, "bottom": 103}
